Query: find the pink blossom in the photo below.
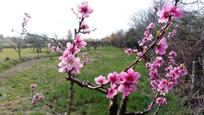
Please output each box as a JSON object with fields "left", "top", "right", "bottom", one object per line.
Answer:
{"left": 50, "top": 46, "right": 57, "bottom": 52}
{"left": 169, "top": 51, "right": 177, "bottom": 59}
{"left": 155, "top": 38, "right": 168, "bottom": 55}
{"left": 156, "top": 97, "right": 167, "bottom": 106}
{"left": 124, "top": 48, "right": 132, "bottom": 55}
{"left": 144, "top": 31, "right": 153, "bottom": 41}
{"left": 66, "top": 42, "right": 80, "bottom": 54}
{"left": 139, "top": 30, "right": 153, "bottom": 46}
{"left": 150, "top": 80, "right": 159, "bottom": 92}
{"left": 157, "top": 6, "right": 171, "bottom": 23}
{"left": 107, "top": 86, "right": 118, "bottom": 99}
{"left": 146, "top": 22, "right": 155, "bottom": 30}
{"left": 157, "top": 3, "right": 183, "bottom": 23}
{"left": 168, "top": 29, "right": 177, "bottom": 38}
{"left": 147, "top": 103, "right": 153, "bottom": 111}
{"left": 32, "top": 93, "right": 44, "bottom": 104}
{"left": 74, "top": 35, "right": 87, "bottom": 49}
{"left": 118, "top": 68, "right": 140, "bottom": 97}
{"left": 149, "top": 69, "right": 159, "bottom": 80}
{"left": 153, "top": 57, "right": 164, "bottom": 68}
{"left": 169, "top": 65, "right": 188, "bottom": 78}
{"left": 58, "top": 57, "right": 83, "bottom": 74}
{"left": 78, "top": 2, "right": 93, "bottom": 18}
{"left": 95, "top": 75, "right": 108, "bottom": 85}
{"left": 157, "top": 79, "right": 173, "bottom": 95}
{"left": 107, "top": 72, "right": 120, "bottom": 85}
{"left": 118, "top": 82, "right": 133, "bottom": 97}
{"left": 170, "top": 5, "right": 183, "bottom": 19}
{"left": 124, "top": 68, "right": 140, "bottom": 83}
{"left": 137, "top": 52, "right": 143, "bottom": 57}
{"left": 30, "top": 83, "right": 37, "bottom": 90}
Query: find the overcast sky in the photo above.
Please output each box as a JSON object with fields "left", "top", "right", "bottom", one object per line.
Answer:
{"left": 0, "top": 0, "right": 153, "bottom": 39}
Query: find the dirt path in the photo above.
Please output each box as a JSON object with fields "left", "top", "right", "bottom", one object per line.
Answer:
{"left": 0, "top": 57, "right": 49, "bottom": 81}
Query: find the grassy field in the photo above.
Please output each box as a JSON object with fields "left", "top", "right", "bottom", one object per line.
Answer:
{"left": 0, "top": 47, "right": 187, "bottom": 115}
{"left": 0, "top": 48, "right": 49, "bottom": 62}
{"left": 0, "top": 48, "right": 51, "bottom": 73}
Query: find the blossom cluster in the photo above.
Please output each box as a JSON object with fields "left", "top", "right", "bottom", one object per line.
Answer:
{"left": 95, "top": 68, "right": 140, "bottom": 98}
{"left": 58, "top": 1, "right": 93, "bottom": 75}
{"left": 32, "top": 93, "right": 45, "bottom": 104}
{"left": 58, "top": 35, "right": 87, "bottom": 75}
{"left": 138, "top": 22, "right": 155, "bottom": 47}
{"left": 123, "top": 3, "right": 187, "bottom": 107}
{"left": 146, "top": 51, "right": 187, "bottom": 106}
{"left": 157, "top": 3, "right": 183, "bottom": 23}
{"left": 30, "top": 83, "right": 45, "bottom": 104}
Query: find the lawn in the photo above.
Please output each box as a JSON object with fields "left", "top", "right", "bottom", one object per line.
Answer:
{"left": 0, "top": 47, "right": 187, "bottom": 115}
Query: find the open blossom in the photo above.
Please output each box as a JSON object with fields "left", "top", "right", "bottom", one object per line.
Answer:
{"left": 149, "top": 69, "right": 159, "bottom": 80}
{"left": 168, "top": 51, "right": 177, "bottom": 64}
{"left": 58, "top": 41, "right": 83, "bottom": 74}
{"left": 147, "top": 103, "right": 153, "bottom": 111}
{"left": 78, "top": 2, "right": 93, "bottom": 17}
{"left": 30, "top": 83, "right": 37, "bottom": 90}
{"left": 58, "top": 57, "right": 83, "bottom": 74}
{"left": 107, "top": 72, "right": 120, "bottom": 85}
{"left": 146, "top": 22, "right": 155, "bottom": 30}
{"left": 155, "top": 38, "right": 168, "bottom": 55}
{"left": 122, "top": 68, "right": 140, "bottom": 83}
{"left": 118, "top": 68, "right": 140, "bottom": 97}
{"left": 157, "top": 79, "right": 173, "bottom": 95}
{"left": 95, "top": 75, "right": 108, "bottom": 85}
{"left": 153, "top": 57, "right": 164, "bottom": 68}
{"left": 138, "top": 30, "right": 153, "bottom": 46}
{"left": 66, "top": 42, "right": 80, "bottom": 55}
{"left": 164, "top": 64, "right": 187, "bottom": 85}
{"left": 74, "top": 35, "right": 87, "bottom": 49}
{"left": 157, "top": 3, "right": 183, "bottom": 23}
{"left": 107, "top": 85, "right": 118, "bottom": 99}
{"left": 169, "top": 51, "right": 177, "bottom": 59}
{"left": 156, "top": 97, "right": 167, "bottom": 106}
{"left": 32, "top": 93, "right": 44, "bottom": 104}
{"left": 124, "top": 48, "right": 132, "bottom": 55}
{"left": 150, "top": 80, "right": 159, "bottom": 91}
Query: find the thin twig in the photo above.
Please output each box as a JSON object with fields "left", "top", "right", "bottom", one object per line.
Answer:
{"left": 153, "top": 106, "right": 161, "bottom": 115}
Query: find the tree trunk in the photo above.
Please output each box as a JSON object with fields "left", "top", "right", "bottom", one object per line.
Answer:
{"left": 109, "top": 96, "right": 118, "bottom": 115}
{"left": 118, "top": 97, "right": 128, "bottom": 115}
{"left": 67, "top": 81, "right": 75, "bottom": 115}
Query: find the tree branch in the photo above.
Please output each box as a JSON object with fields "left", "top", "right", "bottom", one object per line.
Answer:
{"left": 65, "top": 76, "right": 107, "bottom": 94}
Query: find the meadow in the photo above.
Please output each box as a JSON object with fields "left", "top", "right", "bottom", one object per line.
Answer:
{"left": 0, "top": 48, "right": 49, "bottom": 62}
{"left": 0, "top": 47, "right": 187, "bottom": 115}
{"left": 0, "top": 48, "right": 51, "bottom": 73}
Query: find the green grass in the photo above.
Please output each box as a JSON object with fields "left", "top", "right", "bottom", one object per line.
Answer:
{"left": 0, "top": 47, "right": 187, "bottom": 114}
{"left": 0, "top": 59, "right": 20, "bottom": 73}
{"left": 0, "top": 48, "right": 49, "bottom": 62}
{"left": 0, "top": 48, "right": 53, "bottom": 73}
